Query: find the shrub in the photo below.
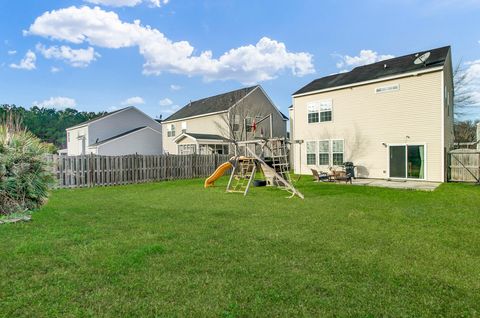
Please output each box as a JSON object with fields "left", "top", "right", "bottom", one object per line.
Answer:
{"left": 0, "top": 113, "right": 54, "bottom": 215}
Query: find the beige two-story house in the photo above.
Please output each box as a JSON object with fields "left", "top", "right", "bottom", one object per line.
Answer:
{"left": 162, "top": 85, "right": 288, "bottom": 155}
{"left": 290, "top": 46, "right": 454, "bottom": 182}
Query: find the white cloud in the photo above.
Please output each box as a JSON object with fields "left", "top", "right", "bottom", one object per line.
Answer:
{"left": 10, "top": 50, "right": 36, "bottom": 70}
{"left": 121, "top": 96, "right": 145, "bottom": 105}
{"left": 84, "top": 0, "right": 169, "bottom": 7}
{"left": 335, "top": 50, "right": 395, "bottom": 69}
{"left": 158, "top": 98, "right": 173, "bottom": 106}
{"left": 162, "top": 104, "right": 179, "bottom": 115}
{"left": 50, "top": 66, "right": 61, "bottom": 73}
{"left": 36, "top": 43, "right": 100, "bottom": 67}
{"left": 34, "top": 96, "right": 77, "bottom": 109}
{"left": 170, "top": 84, "right": 181, "bottom": 90}
{"left": 26, "top": 6, "right": 314, "bottom": 84}
{"left": 7, "top": 50, "right": 17, "bottom": 55}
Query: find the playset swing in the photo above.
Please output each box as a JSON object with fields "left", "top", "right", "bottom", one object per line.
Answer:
{"left": 204, "top": 137, "right": 304, "bottom": 199}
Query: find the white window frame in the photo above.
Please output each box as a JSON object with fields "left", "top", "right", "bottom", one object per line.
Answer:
{"left": 306, "top": 141, "right": 317, "bottom": 165}
{"left": 318, "top": 140, "right": 330, "bottom": 166}
{"left": 331, "top": 139, "right": 345, "bottom": 166}
{"left": 307, "top": 99, "right": 333, "bottom": 124}
{"left": 307, "top": 103, "right": 319, "bottom": 123}
{"left": 167, "top": 124, "right": 176, "bottom": 137}
{"left": 199, "top": 143, "right": 230, "bottom": 155}
{"left": 232, "top": 115, "right": 240, "bottom": 132}
{"left": 245, "top": 117, "right": 254, "bottom": 132}
{"left": 386, "top": 143, "right": 428, "bottom": 181}
{"left": 319, "top": 100, "right": 333, "bottom": 123}
{"left": 178, "top": 144, "right": 196, "bottom": 155}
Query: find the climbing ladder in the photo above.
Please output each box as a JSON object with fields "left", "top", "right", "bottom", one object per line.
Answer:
{"left": 268, "top": 138, "right": 292, "bottom": 187}
{"left": 226, "top": 157, "right": 257, "bottom": 196}
{"left": 245, "top": 146, "right": 304, "bottom": 199}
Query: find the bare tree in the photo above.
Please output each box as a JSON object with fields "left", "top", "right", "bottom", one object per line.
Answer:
{"left": 454, "top": 119, "right": 479, "bottom": 142}
{"left": 454, "top": 60, "right": 476, "bottom": 117}
{"left": 214, "top": 90, "right": 270, "bottom": 154}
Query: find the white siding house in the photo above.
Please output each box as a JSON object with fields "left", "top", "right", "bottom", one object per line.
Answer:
{"left": 66, "top": 106, "right": 163, "bottom": 156}
{"left": 290, "top": 46, "right": 454, "bottom": 182}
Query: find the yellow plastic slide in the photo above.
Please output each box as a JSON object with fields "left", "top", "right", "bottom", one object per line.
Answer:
{"left": 204, "top": 162, "right": 233, "bottom": 188}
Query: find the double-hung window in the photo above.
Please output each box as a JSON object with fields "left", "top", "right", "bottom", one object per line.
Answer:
{"left": 245, "top": 117, "right": 253, "bottom": 132}
{"left": 332, "top": 140, "right": 344, "bottom": 165}
{"left": 167, "top": 124, "right": 176, "bottom": 137}
{"left": 307, "top": 103, "right": 319, "bottom": 123}
{"left": 318, "top": 141, "right": 330, "bottom": 165}
{"left": 307, "top": 100, "right": 332, "bottom": 123}
{"left": 306, "top": 141, "right": 317, "bottom": 165}
{"left": 232, "top": 115, "right": 240, "bottom": 132}
{"left": 319, "top": 100, "right": 332, "bottom": 122}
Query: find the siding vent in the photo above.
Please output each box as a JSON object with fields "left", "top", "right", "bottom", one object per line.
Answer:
{"left": 375, "top": 84, "right": 399, "bottom": 94}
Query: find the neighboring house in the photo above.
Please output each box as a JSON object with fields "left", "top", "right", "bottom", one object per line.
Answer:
{"left": 162, "top": 85, "right": 288, "bottom": 155}
{"left": 66, "top": 106, "right": 163, "bottom": 156}
{"left": 290, "top": 46, "right": 454, "bottom": 182}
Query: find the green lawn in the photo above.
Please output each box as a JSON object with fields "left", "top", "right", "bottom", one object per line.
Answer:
{"left": 1, "top": 178, "right": 479, "bottom": 317}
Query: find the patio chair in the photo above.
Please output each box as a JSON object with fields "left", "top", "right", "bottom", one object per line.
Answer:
{"left": 311, "top": 168, "right": 329, "bottom": 182}
{"left": 331, "top": 170, "right": 353, "bottom": 184}
{"left": 311, "top": 168, "right": 321, "bottom": 182}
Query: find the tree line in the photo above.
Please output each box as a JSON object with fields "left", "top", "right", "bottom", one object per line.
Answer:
{"left": 0, "top": 105, "right": 106, "bottom": 150}
{"left": 2, "top": 61, "right": 480, "bottom": 154}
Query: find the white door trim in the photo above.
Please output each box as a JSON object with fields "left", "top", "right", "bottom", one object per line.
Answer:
{"left": 387, "top": 143, "right": 428, "bottom": 181}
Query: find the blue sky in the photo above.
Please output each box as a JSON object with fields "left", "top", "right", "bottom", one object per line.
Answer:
{"left": 1, "top": 0, "right": 479, "bottom": 120}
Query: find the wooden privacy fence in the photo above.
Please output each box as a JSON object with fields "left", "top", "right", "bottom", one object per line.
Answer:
{"left": 45, "top": 154, "right": 231, "bottom": 188}
{"left": 449, "top": 149, "right": 480, "bottom": 183}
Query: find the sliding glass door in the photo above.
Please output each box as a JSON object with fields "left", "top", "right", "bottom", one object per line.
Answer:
{"left": 389, "top": 145, "right": 425, "bottom": 179}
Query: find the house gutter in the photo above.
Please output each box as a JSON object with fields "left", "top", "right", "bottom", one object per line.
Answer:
{"left": 292, "top": 66, "right": 444, "bottom": 98}
{"left": 162, "top": 109, "right": 229, "bottom": 124}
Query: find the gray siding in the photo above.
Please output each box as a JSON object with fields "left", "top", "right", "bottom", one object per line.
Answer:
{"left": 88, "top": 108, "right": 162, "bottom": 146}
{"left": 96, "top": 128, "right": 163, "bottom": 155}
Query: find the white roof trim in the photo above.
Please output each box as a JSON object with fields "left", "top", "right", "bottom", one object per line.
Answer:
{"left": 172, "top": 132, "right": 192, "bottom": 143}
{"left": 66, "top": 106, "right": 161, "bottom": 131}
{"left": 226, "top": 86, "right": 259, "bottom": 113}
{"left": 172, "top": 132, "right": 227, "bottom": 144}
{"left": 162, "top": 110, "right": 229, "bottom": 124}
{"left": 91, "top": 126, "right": 161, "bottom": 148}
{"left": 292, "top": 66, "right": 444, "bottom": 98}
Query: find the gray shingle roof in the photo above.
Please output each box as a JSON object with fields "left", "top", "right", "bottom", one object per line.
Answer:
{"left": 90, "top": 126, "right": 147, "bottom": 146}
{"left": 294, "top": 46, "right": 450, "bottom": 96}
{"left": 182, "top": 133, "right": 226, "bottom": 141}
{"left": 164, "top": 86, "right": 258, "bottom": 121}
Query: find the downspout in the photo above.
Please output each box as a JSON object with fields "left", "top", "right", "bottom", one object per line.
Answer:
{"left": 477, "top": 123, "right": 480, "bottom": 151}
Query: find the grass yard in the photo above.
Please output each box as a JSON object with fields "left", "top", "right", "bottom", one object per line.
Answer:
{"left": 0, "top": 178, "right": 479, "bottom": 317}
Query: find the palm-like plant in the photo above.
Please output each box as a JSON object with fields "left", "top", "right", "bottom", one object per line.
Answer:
{"left": 0, "top": 113, "right": 53, "bottom": 215}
